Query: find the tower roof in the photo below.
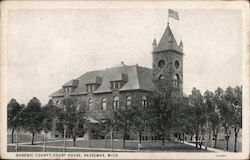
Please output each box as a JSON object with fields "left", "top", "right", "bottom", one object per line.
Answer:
{"left": 152, "top": 38, "right": 157, "bottom": 46}
{"left": 153, "top": 24, "right": 182, "bottom": 54}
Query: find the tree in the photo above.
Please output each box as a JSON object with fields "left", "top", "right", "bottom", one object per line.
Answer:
{"left": 188, "top": 87, "right": 205, "bottom": 148}
{"left": 202, "top": 90, "right": 216, "bottom": 149}
{"left": 41, "top": 99, "right": 58, "bottom": 152}
{"left": 208, "top": 110, "right": 220, "bottom": 148}
{"left": 114, "top": 105, "right": 137, "bottom": 149}
{"left": 100, "top": 111, "right": 116, "bottom": 148}
{"left": 228, "top": 86, "right": 242, "bottom": 152}
{"left": 215, "top": 87, "right": 234, "bottom": 151}
{"left": 23, "top": 97, "right": 43, "bottom": 145}
{"left": 147, "top": 89, "right": 180, "bottom": 150}
{"left": 7, "top": 99, "right": 24, "bottom": 143}
{"left": 131, "top": 107, "right": 147, "bottom": 144}
{"left": 56, "top": 96, "right": 86, "bottom": 147}
{"left": 172, "top": 97, "right": 192, "bottom": 144}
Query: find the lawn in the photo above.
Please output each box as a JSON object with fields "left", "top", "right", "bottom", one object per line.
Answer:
{"left": 7, "top": 134, "right": 62, "bottom": 144}
{"left": 8, "top": 139, "right": 209, "bottom": 152}
{"left": 8, "top": 133, "right": 241, "bottom": 152}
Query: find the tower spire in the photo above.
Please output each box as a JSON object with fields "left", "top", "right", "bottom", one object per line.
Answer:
{"left": 179, "top": 40, "right": 183, "bottom": 52}
{"left": 153, "top": 24, "right": 182, "bottom": 54}
{"left": 152, "top": 38, "right": 157, "bottom": 51}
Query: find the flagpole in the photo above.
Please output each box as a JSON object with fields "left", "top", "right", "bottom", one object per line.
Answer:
{"left": 167, "top": 14, "right": 169, "bottom": 25}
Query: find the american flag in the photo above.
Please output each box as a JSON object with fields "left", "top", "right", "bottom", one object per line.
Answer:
{"left": 168, "top": 9, "right": 179, "bottom": 20}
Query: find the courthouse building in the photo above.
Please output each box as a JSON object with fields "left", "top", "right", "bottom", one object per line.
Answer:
{"left": 50, "top": 23, "right": 184, "bottom": 140}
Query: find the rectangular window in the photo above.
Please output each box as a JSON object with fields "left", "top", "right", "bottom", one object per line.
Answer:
{"left": 87, "top": 84, "right": 96, "bottom": 92}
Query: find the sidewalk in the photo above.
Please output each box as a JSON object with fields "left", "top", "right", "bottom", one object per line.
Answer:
{"left": 182, "top": 141, "right": 228, "bottom": 152}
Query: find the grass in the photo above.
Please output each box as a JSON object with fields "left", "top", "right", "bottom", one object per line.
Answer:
{"left": 8, "top": 133, "right": 241, "bottom": 152}
{"left": 7, "top": 134, "right": 63, "bottom": 144}
{"left": 8, "top": 138, "right": 209, "bottom": 152}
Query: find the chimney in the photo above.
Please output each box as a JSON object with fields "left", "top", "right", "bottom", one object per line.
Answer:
{"left": 121, "top": 61, "right": 125, "bottom": 73}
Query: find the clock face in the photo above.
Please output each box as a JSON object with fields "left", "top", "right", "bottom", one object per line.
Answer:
{"left": 175, "top": 60, "right": 180, "bottom": 69}
{"left": 158, "top": 60, "right": 165, "bottom": 68}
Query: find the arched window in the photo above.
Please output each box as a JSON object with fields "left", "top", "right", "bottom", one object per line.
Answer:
{"left": 101, "top": 98, "right": 107, "bottom": 110}
{"left": 159, "top": 75, "right": 165, "bottom": 80}
{"left": 173, "top": 74, "right": 180, "bottom": 88}
{"left": 126, "top": 96, "right": 132, "bottom": 108}
{"left": 76, "top": 101, "right": 80, "bottom": 111}
{"left": 142, "top": 95, "right": 148, "bottom": 108}
{"left": 88, "top": 98, "right": 93, "bottom": 110}
{"left": 113, "top": 96, "right": 119, "bottom": 110}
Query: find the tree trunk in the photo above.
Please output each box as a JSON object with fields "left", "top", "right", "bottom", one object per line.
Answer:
{"left": 199, "top": 136, "right": 202, "bottom": 149}
{"left": 123, "top": 134, "right": 126, "bottom": 148}
{"left": 182, "top": 133, "right": 185, "bottom": 143}
{"left": 104, "top": 134, "right": 107, "bottom": 148}
{"left": 11, "top": 129, "right": 15, "bottom": 143}
{"left": 63, "top": 125, "right": 67, "bottom": 152}
{"left": 139, "top": 132, "right": 142, "bottom": 143}
{"left": 88, "top": 139, "right": 91, "bottom": 147}
{"left": 15, "top": 129, "right": 18, "bottom": 152}
{"left": 110, "top": 129, "right": 113, "bottom": 152}
{"left": 123, "top": 135, "right": 126, "bottom": 149}
{"left": 226, "top": 137, "right": 229, "bottom": 151}
{"left": 31, "top": 133, "right": 35, "bottom": 145}
{"left": 234, "top": 128, "right": 238, "bottom": 152}
{"left": 195, "top": 134, "right": 198, "bottom": 148}
{"left": 43, "top": 132, "right": 46, "bottom": 152}
{"left": 214, "top": 134, "right": 217, "bottom": 148}
{"left": 162, "top": 138, "right": 165, "bottom": 150}
{"left": 73, "top": 137, "right": 76, "bottom": 146}
{"left": 123, "top": 127, "right": 127, "bottom": 149}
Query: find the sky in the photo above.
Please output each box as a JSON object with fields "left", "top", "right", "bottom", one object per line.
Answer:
{"left": 7, "top": 9, "right": 242, "bottom": 105}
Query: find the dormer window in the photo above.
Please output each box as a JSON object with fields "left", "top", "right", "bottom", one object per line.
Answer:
{"left": 109, "top": 73, "right": 128, "bottom": 90}
{"left": 85, "top": 76, "right": 102, "bottom": 93}
{"left": 62, "top": 79, "right": 79, "bottom": 94}
{"left": 87, "top": 84, "right": 96, "bottom": 92}
{"left": 64, "top": 87, "right": 72, "bottom": 94}
{"left": 111, "top": 81, "right": 121, "bottom": 90}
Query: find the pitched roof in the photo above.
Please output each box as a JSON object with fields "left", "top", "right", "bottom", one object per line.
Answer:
{"left": 154, "top": 24, "right": 182, "bottom": 54}
{"left": 50, "top": 65, "right": 155, "bottom": 97}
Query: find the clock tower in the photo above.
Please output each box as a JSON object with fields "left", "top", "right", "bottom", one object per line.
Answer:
{"left": 152, "top": 23, "right": 183, "bottom": 96}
